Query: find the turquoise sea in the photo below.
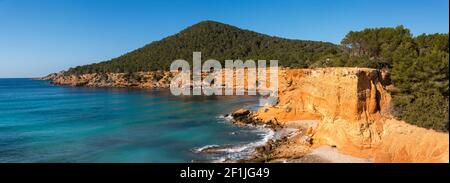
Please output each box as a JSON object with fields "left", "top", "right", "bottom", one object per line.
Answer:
{"left": 0, "top": 79, "right": 270, "bottom": 162}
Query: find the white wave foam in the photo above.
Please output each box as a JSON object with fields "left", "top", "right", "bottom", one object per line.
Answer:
{"left": 194, "top": 126, "right": 276, "bottom": 162}
{"left": 218, "top": 127, "right": 274, "bottom": 152}
{"left": 193, "top": 144, "right": 220, "bottom": 153}
{"left": 210, "top": 112, "right": 299, "bottom": 162}
{"left": 217, "top": 114, "right": 234, "bottom": 122}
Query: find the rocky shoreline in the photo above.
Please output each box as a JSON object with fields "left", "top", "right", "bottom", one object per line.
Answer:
{"left": 197, "top": 107, "right": 370, "bottom": 163}
{"left": 229, "top": 109, "right": 375, "bottom": 163}
{"left": 228, "top": 109, "right": 308, "bottom": 163}
{"left": 39, "top": 71, "right": 173, "bottom": 88}
{"left": 194, "top": 108, "right": 318, "bottom": 163}
{"left": 43, "top": 67, "right": 449, "bottom": 163}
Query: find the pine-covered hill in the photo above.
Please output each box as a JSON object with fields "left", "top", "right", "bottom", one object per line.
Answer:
{"left": 66, "top": 21, "right": 341, "bottom": 75}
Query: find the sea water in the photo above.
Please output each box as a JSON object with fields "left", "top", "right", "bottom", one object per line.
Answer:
{"left": 0, "top": 79, "right": 269, "bottom": 162}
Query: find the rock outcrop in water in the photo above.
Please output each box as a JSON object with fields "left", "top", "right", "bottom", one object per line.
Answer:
{"left": 255, "top": 67, "right": 449, "bottom": 163}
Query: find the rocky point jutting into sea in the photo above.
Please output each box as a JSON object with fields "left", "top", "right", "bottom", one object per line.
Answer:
{"left": 42, "top": 67, "right": 449, "bottom": 163}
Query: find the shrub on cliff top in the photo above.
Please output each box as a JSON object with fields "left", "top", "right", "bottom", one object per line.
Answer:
{"left": 336, "top": 27, "right": 448, "bottom": 132}
{"left": 391, "top": 33, "right": 449, "bottom": 132}
{"left": 393, "top": 92, "right": 449, "bottom": 131}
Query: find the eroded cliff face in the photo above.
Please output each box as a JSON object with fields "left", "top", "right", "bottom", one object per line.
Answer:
{"left": 255, "top": 67, "right": 449, "bottom": 163}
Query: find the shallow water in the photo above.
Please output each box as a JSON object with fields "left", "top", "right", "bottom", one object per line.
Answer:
{"left": 0, "top": 79, "right": 268, "bottom": 162}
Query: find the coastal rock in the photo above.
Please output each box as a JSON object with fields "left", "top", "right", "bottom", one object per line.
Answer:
{"left": 229, "top": 108, "right": 266, "bottom": 127}
{"left": 255, "top": 139, "right": 274, "bottom": 154}
{"left": 39, "top": 73, "right": 59, "bottom": 80}
{"left": 231, "top": 109, "right": 251, "bottom": 118}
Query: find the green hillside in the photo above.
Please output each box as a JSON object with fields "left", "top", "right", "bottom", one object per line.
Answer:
{"left": 66, "top": 21, "right": 340, "bottom": 74}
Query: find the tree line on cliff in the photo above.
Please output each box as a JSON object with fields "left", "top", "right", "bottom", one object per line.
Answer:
{"left": 332, "top": 27, "right": 448, "bottom": 132}
{"left": 63, "top": 21, "right": 449, "bottom": 132}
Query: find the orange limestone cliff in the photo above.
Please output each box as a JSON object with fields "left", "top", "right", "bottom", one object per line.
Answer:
{"left": 255, "top": 67, "right": 449, "bottom": 163}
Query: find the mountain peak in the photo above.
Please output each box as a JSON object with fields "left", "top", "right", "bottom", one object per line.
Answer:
{"left": 189, "top": 20, "right": 232, "bottom": 28}
{"left": 179, "top": 20, "right": 242, "bottom": 34}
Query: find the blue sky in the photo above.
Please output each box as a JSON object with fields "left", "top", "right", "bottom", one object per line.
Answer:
{"left": 0, "top": 0, "right": 448, "bottom": 78}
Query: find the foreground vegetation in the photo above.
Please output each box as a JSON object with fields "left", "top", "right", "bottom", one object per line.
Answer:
{"left": 64, "top": 21, "right": 449, "bottom": 132}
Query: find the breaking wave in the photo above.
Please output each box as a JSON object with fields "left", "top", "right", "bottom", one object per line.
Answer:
{"left": 193, "top": 126, "right": 275, "bottom": 161}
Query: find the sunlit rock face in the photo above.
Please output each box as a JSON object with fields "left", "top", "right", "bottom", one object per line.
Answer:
{"left": 255, "top": 67, "right": 449, "bottom": 163}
